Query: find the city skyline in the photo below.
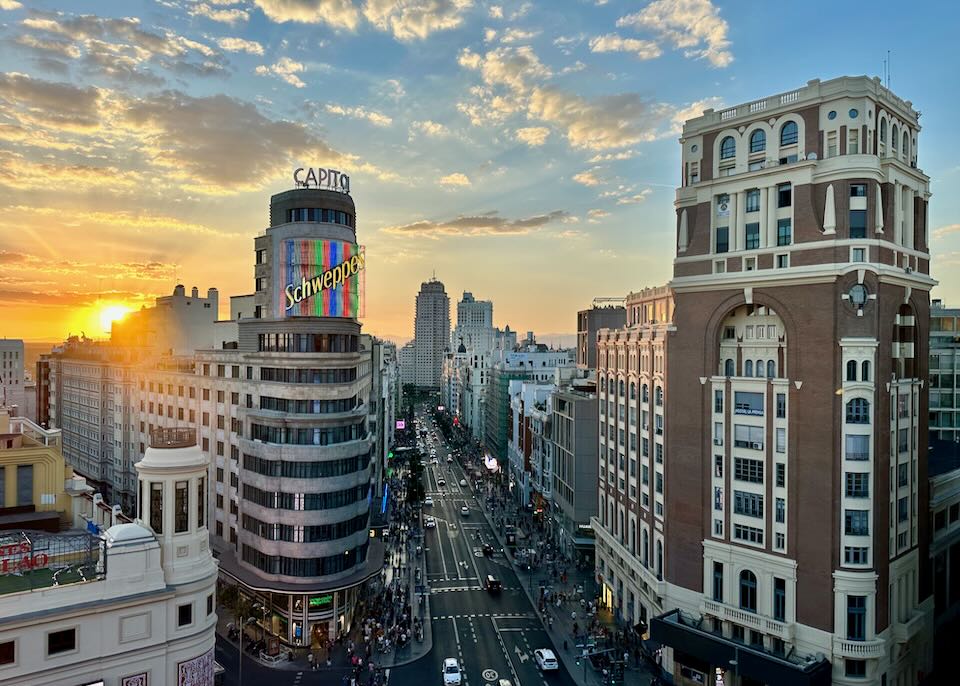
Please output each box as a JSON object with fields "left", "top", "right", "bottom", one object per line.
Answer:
{"left": 2, "top": 0, "right": 959, "bottom": 344}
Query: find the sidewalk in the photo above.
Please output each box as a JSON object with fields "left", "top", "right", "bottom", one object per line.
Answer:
{"left": 214, "top": 467, "right": 433, "bottom": 677}
{"left": 475, "top": 477, "right": 654, "bottom": 686}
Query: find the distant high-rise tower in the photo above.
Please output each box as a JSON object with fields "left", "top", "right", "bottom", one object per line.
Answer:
{"left": 453, "top": 291, "right": 495, "bottom": 352}
{"left": 414, "top": 279, "right": 450, "bottom": 388}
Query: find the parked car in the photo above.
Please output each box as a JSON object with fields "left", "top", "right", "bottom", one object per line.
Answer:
{"left": 437, "top": 478, "right": 446, "bottom": 486}
{"left": 460, "top": 505, "right": 469, "bottom": 516}
{"left": 442, "top": 657, "right": 462, "bottom": 685}
{"left": 535, "top": 649, "right": 558, "bottom": 671}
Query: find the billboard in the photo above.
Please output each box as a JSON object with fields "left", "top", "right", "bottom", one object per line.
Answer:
{"left": 396, "top": 419, "right": 406, "bottom": 430}
{"left": 277, "top": 239, "right": 365, "bottom": 318}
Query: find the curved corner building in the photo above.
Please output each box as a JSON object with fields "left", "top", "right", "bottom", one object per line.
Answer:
{"left": 215, "top": 181, "right": 380, "bottom": 648}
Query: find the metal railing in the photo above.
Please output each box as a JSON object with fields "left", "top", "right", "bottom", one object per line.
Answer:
{"left": 150, "top": 427, "right": 197, "bottom": 449}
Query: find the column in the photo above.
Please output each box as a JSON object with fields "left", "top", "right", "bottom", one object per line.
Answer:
{"left": 735, "top": 191, "right": 746, "bottom": 250}
{"left": 730, "top": 192, "right": 740, "bottom": 252}
{"left": 710, "top": 193, "right": 717, "bottom": 253}
{"left": 767, "top": 187, "right": 778, "bottom": 245}
{"left": 904, "top": 188, "right": 914, "bottom": 249}
{"left": 893, "top": 181, "right": 902, "bottom": 245}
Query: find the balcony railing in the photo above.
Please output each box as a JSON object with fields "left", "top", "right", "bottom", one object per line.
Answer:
{"left": 833, "top": 637, "right": 887, "bottom": 659}
{"left": 702, "top": 600, "right": 794, "bottom": 642}
{"left": 892, "top": 611, "right": 926, "bottom": 643}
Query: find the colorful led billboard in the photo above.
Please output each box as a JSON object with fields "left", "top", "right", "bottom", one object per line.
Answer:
{"left": 277, "top": 239, "right": 365, "bottom": 318}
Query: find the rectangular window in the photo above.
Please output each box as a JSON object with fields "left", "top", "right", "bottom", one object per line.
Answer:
{"left": 850, "top": 209, "right": 867, "bottom": 239}
{"left": 845, "top": 472, "right": 870, "bottom": 497}
{"left": 775, "top": 532, "right": 785, "bottom": 549}
{"left": 0, "top": 640, "right": 11, "bottom": 665}
{"left": 733, "top": 490, "right": 763, "bottom": 518}
{"left": 733, "top": 391, "right": 763, "bottom": 416}
{"left": 827, "top": 131, "right": 838, "bottom": 158}
{"left": 776, "top": 428, "right": 786, "bottom": 453}
{"left": 207, "top": 593, "right": 214, "bottom": 615}
{"left": 713, "top": 562, "right": 724, "bottom": 602}
{"left": 151, "top": 482, "right": 163, "bottom": 534}
{"left": 773, "top": 578, "right": 786, "bottom": 622}
{"left": 849, "top": 129, "right": 859, "bottom": 155}
{"left": 197, "top": 477, "right": 205, "bottom": 529}
{"left": 850, "top": 184, "right": 867, "bottom": 198}
{"left": 47, "top": 629, "right": 76, "bottom": 656}
{"left": 852, "top": 247, "right": 866, "bottom": 262}
{"left": 845, "top": 509, "right": 869, "bottom": 535}
{"left": 898, "top": 496, "right": 909, "bottom": 522}
{"left": 776, "top": 393, "right": 786, "bottom": 418}
{"left": 746, "top": 189, "right": 760, "bottom": 213}
{"left": 745, "top": 223, "right": 760, "bottom": 250}
{"left": 714, "top": 518, "right": 723, "bottom": 535}
{"left": 775, "top": 497, "right": 785, "bottom": 523}
{"left": 175, "top": 481, "right": 189, "bottom": 533}
{"left": 714, "top": 390, "right": 723, "bottom": 413}
{"left": 733, "top": 524, "right": 763, "bottom": 545}
{"left": 16, "top": 464, "right": 33, "bottom": 506}
{"left": 716, "top": 226, "right": 729, "bottom": 253}
{"left": 777, "top": 183, "right": 792, "bottom": 208}
{"left": 845, "top": 659, "right": 866, "bottom": 678}
{"left": 844, "top": 546, "right": 869, "bottom": 565}
{"left": 777, "top": 218, "right": 792, "bottom": 246}
{"left": 845, "top": 434, "right": 869, "bottom": 460}
{"left": 178, "top": 603, "right": 193, "bottom": 627}
{"left": 655, "top": 472, "right": 663, "bottom": 494}
{"left": 776, "top": 253, "right": 789, "bottom": 269}
{"left": 733, "top": 424, "right": 764, "bottom": 449}
{"left": 898, "top": 462, "right": 909, "bottom": 487}
{"left": 734, "top": 458, "right": 764, "bottom": 483}
{"left": 846, "top": 596, "right": 866, "bottom": 641}
{"left": 715, "top": 454, "right": 723, "bottom": 478}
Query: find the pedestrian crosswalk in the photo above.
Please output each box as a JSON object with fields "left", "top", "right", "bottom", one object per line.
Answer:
{"left": 433, "top": 612, "right": 537, "bottom": 620}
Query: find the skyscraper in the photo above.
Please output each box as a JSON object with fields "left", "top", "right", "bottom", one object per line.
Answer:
{"left": 597, "top": 76, "right": 934, "bottom": 686}
{"left": 414, "top": 278, "right": 450, "bottom": 388}
{"left": 453, "top": 291, "right": 494, "bottom": 352}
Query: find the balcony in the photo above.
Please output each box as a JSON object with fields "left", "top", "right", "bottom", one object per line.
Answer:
{"left": 892, "top": 610, "right": 926, "bottom": 643}
{"left": 702, "top": 600, "right": 795, "bottom": 642}
{"left": 832, "top": 636, "right": 887, "bottom": 659}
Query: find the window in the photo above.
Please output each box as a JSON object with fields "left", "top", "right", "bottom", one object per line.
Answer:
{"left": 846, "top": 472, "right": 869, "bottom": 497}
{"left": 777, "top": 183, "right": 792, "bottom": 208}
{"left": 776, "top": 463, "right": 785, "bottom": 487}
{"left": 0, "top": 640, "right": 13, "bottom": 665}
{"left": 777, "top": 218, "right": 792, "bottom": 246}
{"left": 827, "top": 131, "right": 838, "bottom": 158}
{"left": 713, "top": 562, "right": 724, "bottom": 602}
{"left": 780, "top": 121, "right": 798, "bottom": 146}
{"left": 775, "top": 427, "right": 786, "bottom": 453}
{"left": 733, "top": 424, "right": 764, "bottom": 448}
{"left": 197, "top": 477, "right": 205, "bottom": 528}
{"left": 845, "top": 659, "right": 866, "bottom": 678}
{"left": 767, "top": 360, "right": 776, "bottom": 378}
{"left": 880, "top": 119, "right": 887, "bottom": 143}
{"left": 845, "top": 509, "right": 869, "bottom": 535}
{"left": 724, "top": 359, "right": 734, "bottom": 376}
{"left": 47, "top": 628, "right": 76, "bottom": 656}
{"left": 898, "top": 463, "right": 908, "bottom": 487}
{"left": 776, "top": 393, "right": 786, "bottom": 418}
{"left": 846, "top": 360, "right": 857, "bottom": 381}
{"left": 714, "top": 390, "right": 724, "bottom": 413}
{"left": 850, "top": 209, "right": 867, "bottom": 239}
{"left": 178, "top": 603, "right": 193, "bottom": 627}
{"left": 734, "top": 391, "right": 763, "bottom": 416}
{"left": 739, "top": 570, "right": 758, "bottom": 612}
{"left": 773, "top": 578, "right": 786, "bottom": 622}
{"left": 898, "top": 496, "right": 909, "bottom": 523}
{"left": 734, "top": 458, "right": 763, "bottom": 483}
{"left": 749, "top": 129, "right": 766, "bottom": 153}
{"left": 861, "top": 361, "right": 870, "bottom": 381}
{"left": 745, "top": 360, "right": 753, "bottom": 377}
{"left": 175, "top": 481, "right": 189, "bottom": 533}
{"left": 852, "top": 247, "right": 866, "bottom": 262}
{"left": 846, "top": 434, "right": 869, "bottom": 460}
{"left": 16, "top": 464, "right": 32, "bottom": 506}
{"left": 845, "top": 546, "right": 869, "bottom": 564}
{"left": 847, "top": 596, "right": 866, "bottom": 640}
{"left": 207, "top": 593, "right": 214, "bottom": 615}
{"left": 734, "top": 491, "right": 763, "bottom": 518}
{"left": 715, "top": 454, "right": 723, "bottom": 477}
{"left": 746, "top": 189, "right": 760, "bottom": 212}
{"left": 850, "top": 184, "right": 867, "bottom": 197}
{"left": 720, "top": 136, "right": 736, "bottom": 160}
{"left": 849, "top": 129, "right": 859, "bottom": 155}
{"left": 150, "top": 482, "right": 163, "bottom": 534}
{"left": 741, "top": 222, "right": 759, "bottom": 250}
{"left": 775, "top": 497, "right": 785, "bottom": 523}
{"left": 846, "top": 398, "right": 870, "bottom": 424}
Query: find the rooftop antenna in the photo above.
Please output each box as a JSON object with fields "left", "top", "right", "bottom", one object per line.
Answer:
{"left": 887, "top": 50, "right": 891, "bottom": 89}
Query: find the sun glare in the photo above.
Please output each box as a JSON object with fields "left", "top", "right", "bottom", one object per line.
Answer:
{"left": 99, "top": 304, "right": 131, "bottom": 333}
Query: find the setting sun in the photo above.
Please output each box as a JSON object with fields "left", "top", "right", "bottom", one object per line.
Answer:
{"left": 98, "top": 304, "right": 131, "bottom": 333}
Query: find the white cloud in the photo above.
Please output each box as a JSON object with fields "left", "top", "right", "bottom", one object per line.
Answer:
{"left": 252, "top": 0, "right": 361, "bottom": 29}
{"left": 670, "top": 96, "right": 723, "bottom": 133}
{"left": 325, "top": 103, "right": 393, "bottom": 127}
{"left": 934, "top": 224, "right": 960, "bottom": 240}
{"left": 380, "top": 78, "right": 405, "bottom": 101}
{"left": 488, "top": 5, "right": 503, "bottom": 19}
{"left": 363, "top": 0, "right": 474, "bottom": 41}
{"left": 553, "top": 34, "right": 585, "bottom": 55}
{"left": 515, "top": 126, "right": 549, "bottom": 146}
{"left": 588, "top": 150, "right": 638, "bottom": 162}
{"left": 573, "top": 168, "right": 603, "bottom": 186}
{"left": 560, "top": 60, "right": 586, "bottom": 74}
{"left": 410, "top": 120, "right": 450, "bottom": 137}
{"left": 589, "top": 33, "right": 661, "bottom": 60}
{"left": 0, "top": 0, "right": 23, "bottom": 9}
{"left": 190, "top": 3, "right": 249, "bottom": 24}
{"left": 484, "top": 28, "right": 497, "bottom": 42}
{"left": 217, "top": 37, "right": 264, "bottom": 54}
{"left": 509, "top": 2, "right": 532, "bottom": 20}
{"left": 384, "top": 209, "right": 568, "bottom": 237}
{"left": 439, "top": 172, "right": 471, "bottom": 187}
{"left": 458, "top": 45, "right": 551, "bottom": 92}
{"left": 617, "top": 0, "right": 733, "bottom": 67}
{"left": 501, "top": 28, "right": 539, "bottom": 44}
{"left": 255, "top": 57, "right": 306, "bottom": 87}
{"left": 616, "top": 188, "right": 652, "bottom": 205}
{"left": 588, "top": 209, "right": 609, "bottom": 218}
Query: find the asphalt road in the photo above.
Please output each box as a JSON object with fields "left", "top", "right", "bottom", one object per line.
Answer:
{"left": 389, "top": 415, "right": 578, "bottom": 686}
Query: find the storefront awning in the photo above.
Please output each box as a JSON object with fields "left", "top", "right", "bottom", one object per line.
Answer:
{"left": 651, "top": 609, "right": 832, "bottom": 686}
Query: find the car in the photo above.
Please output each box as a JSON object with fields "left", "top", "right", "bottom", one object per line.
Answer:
{"left": 485, "top": 574, "right": 502, "bottom": 593}
{"left": 424, "top": 497, "right": 434, "bottom": 506}
{"left": 424, "top": 516, "right": 436, "bottom": 528}
{"left": 482, "top": 543, "right": 495, "bottom": 556}
{"left": 442, "top": 657, "right": 462, "bottom": 685}
{"left": 447, "top": 456, "right": 454, "bottom": 463}
{"left": 437, "top": 478, "right": 446, "bottom": 486}
{"left": 497, "top": 681, "right": 513, "bottom": 686}
{"left": 460, "top": 506, "right": 469, "bottom": 516}
{"left": 535, "top": 649, "right": 558, "bottom": 671}
{"left": 459, "top": 479, "right": 467, "bottom": 487}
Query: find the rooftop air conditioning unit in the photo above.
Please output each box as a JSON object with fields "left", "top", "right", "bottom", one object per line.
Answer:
{"left": 751, "top": 442, "right": 763, "bottom": 450}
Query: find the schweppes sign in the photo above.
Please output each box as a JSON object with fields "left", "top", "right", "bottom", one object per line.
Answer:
{"left": 278, "top": 239, "right": 365, "bottom": 318}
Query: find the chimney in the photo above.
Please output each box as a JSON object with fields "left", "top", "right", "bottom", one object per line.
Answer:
{"left": 191, "top": 286, "right": 199, "bottom": 298}
{"left": 173, "top": 284, "right": 185, "bottom": 296}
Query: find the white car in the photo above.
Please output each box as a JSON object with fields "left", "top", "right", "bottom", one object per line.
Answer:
{"left": 535, "top": 649, "right": 558, "bottom": 671}
{"left": 424, "top": 497, "right": 434, "bottom": 506}
{"left": 447, "top": 456, "right": 454, "bottom": 463}
{"left": 459, "top": 479, "right": 467, "bottom": 487}
{"left": 460, "top": 506, "right": 469, "bottom": 516}
{"left": 437, "top": 478, "right": 446, "bottom": 486}
{"left": 443, "top": 657, "right": 462, "bottom": 685}
{"left": 424, "top": 516, "right": 436, "bottom": 528}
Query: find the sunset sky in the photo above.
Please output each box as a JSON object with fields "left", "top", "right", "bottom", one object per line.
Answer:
{"left": 1, "top": 0, "right": 959, "bottom": 344}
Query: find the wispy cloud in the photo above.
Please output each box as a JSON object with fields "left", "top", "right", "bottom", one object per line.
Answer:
{"left": 439, "top": 172, "right": 471, "bottom": 187}
{"left": 326, "top": 103, "right": 393, "bottom": 127}
{"left": 515, "top": 126, "right": 550, "bottom": 146}
{"left": 217, "top": 37, "right": 264, "bottom": 55}
{"left": 383, "top": 209, "right": 569, "bottom": 237}
{"left": 617, "top": 0, "right": 733, "bottom": 67}
{"left": 255, "top": 57, "right": 306, "bottom": 87}
{"left": 589, "top": 33, "right": 661, "bottom": 60}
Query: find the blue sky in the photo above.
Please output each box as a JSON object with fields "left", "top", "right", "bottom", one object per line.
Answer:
{"left": 0, "top": 0, "right": 958, "bottom": 342}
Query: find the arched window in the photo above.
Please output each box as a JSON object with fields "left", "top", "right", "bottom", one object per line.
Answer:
{"left": 630, "top": 382, "right": 636, "bottom": 401}
{"left": 780, "top": 121, "right": 798, "bottom": 146}
{"left": 655, "top": 386, "right": 663, "bottom": 406}
{"left": 861, "top": 360, "right": 870, "bottom": 382}
{"left": 725, "top": 359, "right": 735, "bottom": 376}
{"left": 749, "top": 129, "right": 766, "bottom": 153}
{"left": 767, "top": 360, "right": 776, "bottom": 378}
{"left": 618, "top": 380, "right": 625, "bottom": 397}
{"left": 630, "top": 520, "right": 636, "bottom": 554}
{"left": 600, "top": 377, "right": 607, "bottom": 392}
{"left": 892, "top": 125, "right": 899, "bottom": 154}
{"left": 846, "top": 360, "right": 857, "bottom": 382}
{"left": 600, "top": 496, "right": 606, "bottom": 525}
{"left": 744, "top": 360, "right": 753, "bottom": 377}
{"left": 756, "top": 360, "right": 764, "bottom": 377}
{"left": 642, "top": 384, "right": 649, "bottom": 403}
{"left": 720, "top": 136, "right": 736, "bottom": 160}
{"left": 880, "top": 119, "right": 887, "bottom": 143}
{"left": 739, "top": 570, "right": 758, "bottom": 612}
{"left": 846, "top": 398, "right": 870, "bottom": 424}
{"left": 609, "top": 503, "right": 615, "bottom": 533}
{"left": 642, "top": 530, "right": 649, "bottom": 567}
{"left": 656, "top": 540, "right": 663, "bottom": 579}
{"left": 902, "top": 131, "right": 909, "bottom": 156}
